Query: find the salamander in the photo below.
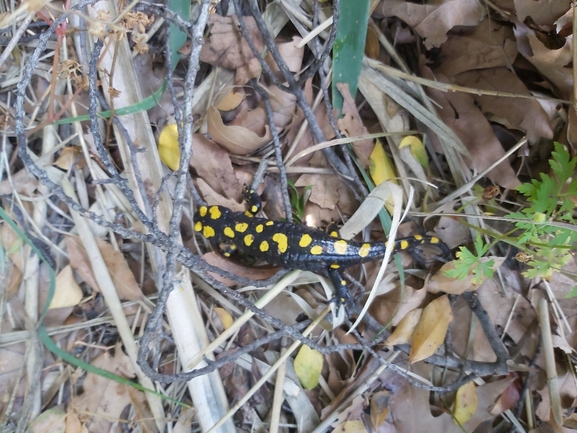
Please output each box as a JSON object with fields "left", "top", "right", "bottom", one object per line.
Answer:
{"left": 193, "top": 190, "right": 451, "bottom": 307}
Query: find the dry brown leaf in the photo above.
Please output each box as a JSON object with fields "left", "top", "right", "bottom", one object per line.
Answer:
{"left": 196, "top": 178, "right": 245, "bottom": 212}
{"left": 69, "top": 344, "right": 135, "bottom": 432}
{"left": 66, "top": 236, "right": 143, "bottom": 301}
{"left": 513, "top": 23, "right": 573, "bottom": 99}
{"left": 385, "top": 308, "right": 422, "bottom": 346}
{"left": 201, "top": 252, "right": 279, "bottom": 287}
{"left": 28, "top": 406, "right": 67, "bottom": 433}
{"left": 427, "top": 257, "right": 505, "bottom": 294}
{"left": 369, "top": 284, "right": 426, "bottom": 327}
{"left": 294, "top": 174, "right": 354, "bottom": 212}
{"left": 207, "top": 106, "right": 271, "bottom": 155}
{"left": 2, "top": 222, "right": 25, "bottom": 271}
{"left": 409, "top": 294, "right": 454, "bottom": 364}
{"left": 336, "top": 83, "right": 374, "bottom": 169}
{"left": 451, "top": 278, "right": 537, "bottom": 363}
{"left": 462, "top": 378, "right": 515, "bottom": 430}
{"left": 536, "top": 371, "right": 577, "bottom": 422}
{"left": 514, "top": 0, "right": 571, "bottom": 27}
{"left": 424, "top": 70, "right": 520, "bottom": 189}
{"left": 380, "top": 0, "right": 485, "bottom": 49}
{"left": 455, "top": 68, "right": 553, "bottom": 143}
{"left": 50, "top": 264, "right": 83, "bottom": 309}
{"left": 189, "top": 133, "right": 241, "bottom": 200}
{"left": 389, "top": 365, "right": 461, "bottom": 432}
{"left": 198, "top": 15, "right": 264, "bottom": 85}
{"left": 433, "top": 19, "right": 518, "bottom": 77}
{"left": 0, "top": 169, "right": 38, "bottom": 196}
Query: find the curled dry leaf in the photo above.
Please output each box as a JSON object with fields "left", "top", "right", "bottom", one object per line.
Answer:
{"left": 198, "top": 15, "right": 264, "bottom": 85}
{"left": 50, "top": 264, "right": 83, "bottom": 309}
{"left": 385, "top": 308, "right": 423, "bottom": 346}
{"left": 427, "top": 257, "right": 505, "bottom": 294}
{"left": 207, "top": 106, "right": 271, "bottom": 155}
{"left": 213, "top": 307, "right": 233, "bottom": 330}
{"left": 409, "top": 295, "right": 454, "bottom": 364}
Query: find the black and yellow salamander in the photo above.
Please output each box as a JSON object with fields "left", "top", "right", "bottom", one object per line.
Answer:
{"left": 193, "top": 191, "right": 451, "bottom": 307}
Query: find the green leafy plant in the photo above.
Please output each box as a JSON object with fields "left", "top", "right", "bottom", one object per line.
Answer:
{"left": 448, "top": 143, "right": 577, "bottom": 293}
{"left": 445, "top": 235, "right": 495, "bottom": 286}
{"left": 288, "top": 180, "right": 311, "bottom": 223}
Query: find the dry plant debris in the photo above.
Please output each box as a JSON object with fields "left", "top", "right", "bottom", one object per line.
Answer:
{"left": 1, "top": 0, "right": 576, "bottom": 431}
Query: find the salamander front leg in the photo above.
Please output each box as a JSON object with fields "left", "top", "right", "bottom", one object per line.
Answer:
{"left": 214, "top": 242, "right": 237, "bottom": 258}
{"left": 327, "top": 265, "right": 352, "bottom": 308}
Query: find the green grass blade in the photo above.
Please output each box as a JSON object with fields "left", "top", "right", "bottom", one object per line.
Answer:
{"left": 332, "top": 0, "right": 371, "bottom": 115}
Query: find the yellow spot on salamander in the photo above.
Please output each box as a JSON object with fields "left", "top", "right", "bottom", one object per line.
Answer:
{"left": 245, "top": 211, "right": 254, "bottom": 218}
{"left": 203, "top": 226, "right": 215, "bottom": 238}
{"left": 414, "top": 234, "right": 423, "bottom": 241}
{"left": 199, "top": 206, "right": 207, "bottom": 217}
{"left": 244, "top": 234, "right": 254, "bottom": 246}
{"left": 272, "top": 233, "right": 288, "bottom": 253}
{"left": 333, "top": 240, "right": 348, "bottom": 254}
{"left": 251, "top": 205, "right": 258, "bottom": 214}
{"left": 430, "top": 237, "right": 440, "bottom": 244}
{"left": 341, "top": 280, "right": 347, "bottom": 285}
{"left": 209, "top": 206, "right": 221, "bottom": 219}
{"left": 235, "top": 223, "right": 248, "bottom": 233}
{"left": 299, "top": 234, "right": 312, "bottom": 248}
{"left": 310, "top": 245, "right": 322, "bottom": 255}
{"left": 400, "top": 240, "right": 409, "bottom": 250}
{"left": 255, "top": 224, "right": 264, "bottom": 233}
{"left": 260, "top": 240, "right": 269, "bottom": 252}
{"left": 224, "top": 227, "right": 235, "bottom": 238}
{"left": 265, "top": 221, "right": 274, "bottom": 226}
{"left": 359, "top": 243, "right": 370, "bottom": 258}
{"left": 330, "top": 264, "right": 340, "bottom": 269}
{"left": 194, "top": 221, "right": 202, "bottom": 232}
{"left": 330, "top": 231, "right": 339, "bottom": 238}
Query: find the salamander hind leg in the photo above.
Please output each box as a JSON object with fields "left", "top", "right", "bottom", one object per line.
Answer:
{"left": 327, "top": 265, "right": 353, "bottom": 309}
{"left": 392, "top": 235, "right": 453, "bottom": 265}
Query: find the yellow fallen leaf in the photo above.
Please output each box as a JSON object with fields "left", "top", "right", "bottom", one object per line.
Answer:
{"left": 370, "top": 390, "right": 391, "bottom": 429}
{"left": 158, "top": 124, "right": 180, "bottom": 171}
{"left": 409, "top": 295, "right": 453, "bottom": 364}
{"left": 369, "top": 139, "right": 397, "bottom": 213}
{"left": 294, "top": 345, "right": 323, "bottom": 390}
{"left": 54, "top": 146, "right": 86, "bottom": 170}
{"left": 385, "top": 308, "right": 422, "bottom": 346}
{"left": 399, "top": 135, "right": 428, "bottom": 169}
{"left": 50, "top": 265, "right": 83, "bottom": 309}
{"left": 214, "top": 307, "right": 233, "bottom": 330}
{"left": 453, "top": 381, "right": 477, "bottom": 425}
{"left": 333, "top": 421, "right": 367, "bottom": 433}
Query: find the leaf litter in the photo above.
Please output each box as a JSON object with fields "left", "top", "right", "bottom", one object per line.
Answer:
{"left": 2, "top": 0, "right": 577, "bottom": 431}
